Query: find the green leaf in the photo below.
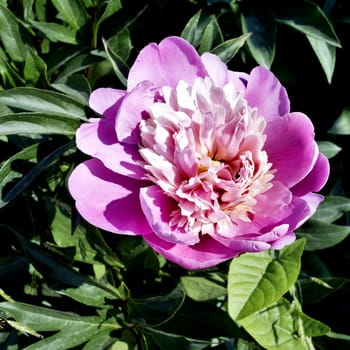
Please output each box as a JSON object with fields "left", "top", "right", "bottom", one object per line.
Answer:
{"left": 0, "top": 87, "right": 88, "bottom": 120}
{"left": 311, "top": 195, "right": 350, "bottom": 223}
{"left": 328, "top": 107, "right": 350, "bottom": 135}
{"left": 51, "top": 0, "right": 90, "bottom": 31}
{"left": 0, "top": 302, "right": 121, "bottom": 350}
{"left": 29, "top": 20, "right": 78, "bottom": 45}
{"left": 239, "top": 298, "right": 330, "bottom": 350}
{"left": 108, "top": 28, "right": 132, "bottom": 61}
{"left": 0, "top": 4, "right": 26, "bottom": 62}
{"left": 198, "top": 15, "right": 223, "bottom": 54}
{"left": 275, "top": 0, "right": 341, "bottom": 47}
{"left": 297, "top": 220, "right": 350, "bottom": 251}
{"left": 241, "top": 11, "right": 276, "bottom": 68}
{"left": 0, "top": 112, "right": 80, "bottom": 136}
{"left": 317, "top": 140, "right": 341, "bottom": 159}
{"left": 181, "top": 275, "right": 226, "bottom": 301}
{"left": 131, "top": 284, "right": 185, "bottom": 326}
{"left": 306, "top": 34, "right": 336, "bottom": 83}
{"left": 210, "top": 33, "right": 251, "bottom": 64}
{"left": 0, "top": 142, "right": 73, "bottom": 208}
{"left": 23, "top": 47, "right": 47, "bottom": 85}
{"left": 14, "top": 233, "right": 121, "bottom": 307}
{"left": 228, "top": 239, "right": 306, "bottom": 320}
{"left": 102, "top": 38, "right": 128, "bottom": 87}
{"left": 181, "top": 10, "right": 213, "bottom": 47}
{"left": 95, "top": 0, "right": 122, "bottom": 35}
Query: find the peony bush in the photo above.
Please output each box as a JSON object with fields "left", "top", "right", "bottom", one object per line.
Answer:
{"left": 69, "top": 36, "right": 329, "bottom": 270}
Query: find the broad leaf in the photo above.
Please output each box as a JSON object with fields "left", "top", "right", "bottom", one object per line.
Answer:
{"left": 297, "top": 220, "right": 350, "bottom": 250}
{"left": 311, "top": 195, "right": 350, "bottom": 223}
{"left": 228, "top": 239, "right": 305, "bottom": 320}
{"left": 239, "top": 298, "right": 330, "bottom": 350}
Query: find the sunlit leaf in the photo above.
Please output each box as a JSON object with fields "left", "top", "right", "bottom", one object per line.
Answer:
{"left": 239, "top": 298, "right": 330, "bottom": 349}
{"left": 228, "top": 239, "right": 305, "bottom": 320}
{"left": 328, "top": 107, "right": 350, "bottom": 135}
{"left": 317, "top": 140, "right": 341, "bottom": 159}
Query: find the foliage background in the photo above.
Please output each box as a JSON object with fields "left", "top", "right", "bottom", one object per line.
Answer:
{"left": 0, "top": 0, "right": 350, "bottom": 349}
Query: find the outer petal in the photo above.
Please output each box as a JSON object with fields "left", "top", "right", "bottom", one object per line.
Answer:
{"left": 76, "top": 117, "right": 146, "bottom": 179}
{"left": 68, "top": 159, "right": 151, "bottom": 235}
{"left": 116, "top": 81, "right": 155, "bottom": 144}
{"left": 143, "top": 233, "right": 238, "bottom": 270}
{"left": 264, "top": 112, "right": 318, "bottom": 188}
{"left": 139, "top": 185, "right": 200, "bottom": 245}
{"left": 291, "top": 152, "right": 330, "bottom": 196}
{"left": 245, "top": 66, "right": 290, "bottom": 121}
{"left": 127, "top": 36, "right": 207, "bottom": 91}
{"left": 89, "top": 88, "right": 125, "bottom": 115}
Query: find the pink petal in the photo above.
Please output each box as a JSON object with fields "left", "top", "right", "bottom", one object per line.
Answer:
{"left": 245, "top": 66, "right": 290, "bottom": 121}
{"left": 127, "top": 36, "right": 207, "bottom": 91}
{"left": 89, "top": 88, "right": 125, "bottom": 115}
{"left": 269, "top": 232, "right": 296, "bottom": 249}
{"left": 139, "top": 185, "right": 200, "bottom": 245}
{"left": 143, "top": 233, "right": 238, "bottom": 270}
{"left": 291, "top": 152, "right": 330, "bottom": 196}
{"left": 76, "top": 117, "right": 146, "bottom": 179}
{"left": 116, "top": 81, "right": 155, "bottom": 144}
{"left": 264, "top": 112, "right": 318, "bottom": 188}
{"left": 68, "top": 159, "right": 151, "bottom": 235}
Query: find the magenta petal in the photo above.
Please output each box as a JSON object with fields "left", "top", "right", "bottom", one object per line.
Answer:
{"left": 89, "top": 88, "right": 125, "bottom": 115}
{"left": 76, "top": 117, "right": 146, "bottom": 179}
{"left": 68, "top": 159, "right": 151, "bottom": 235}
{"left": 127, "top": 36, "right": 207, "bottom": 91}
{"left": 245, "top": 66, "right": 290, "bottom": 120}
{"left": 140, "top": 185, "right": 200, "bottom": 245}
{"left": 264, "top": 112, "right": 318, "bottom": 188}
{"left": 291, "top": 152, "right": 330, "bottom": 196}
{"left": 143, "top": 233, "right": 237, "bottom": 270}
{"left": 116, "top": 81, "right": 155, "bottom": 144}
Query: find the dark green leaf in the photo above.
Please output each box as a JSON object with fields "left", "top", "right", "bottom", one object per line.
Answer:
{"left": 0, "top": 4, "right": 26, "bottom": 62}
{"left": 0, "top": 112, "right": 80, "bottom": 136}
{"left": 198, "top": 15, "right": 223, "bottom": 54}
{"left": 95, "top": 0, "right": 122, "bottom": 35}
{"left": 274, "top": 0, "right": 341, "bottom": 47}
{"left": 241, "top": 11, "right": 276, "bottom": 67}
{"left": 0, "top": 87, "right": 88, "bottom": 120}
{"left": 311, "top": 195, "right": 350, "bottom": 223}
{"left": 297, "top": 220, "right": 350, "bottom": 250}
{"left": 23, "top": 47, "right": 47, "bottom": 85}
{"left": 228, "top": 239, "right": 305, "bottom": 320}
{"left": 211, "top": 33, "right": 251, "bottom": 63}
{"left": 328, "top": 107, "right": 350, "bottom": 135}
{"left": 108, "top": 28, "right": 132, "bottom": 61}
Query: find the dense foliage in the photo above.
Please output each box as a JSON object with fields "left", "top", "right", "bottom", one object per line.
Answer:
{"left": 0, "top": 0, "right": 350, "bottom": 349}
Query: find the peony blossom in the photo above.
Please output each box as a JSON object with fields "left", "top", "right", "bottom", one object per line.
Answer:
{"left": 68, "top": 36, "right": 329, "bottom": 270}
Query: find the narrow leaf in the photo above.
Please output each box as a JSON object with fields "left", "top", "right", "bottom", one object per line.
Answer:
{"left": 228, "top": 239, "right": 305, "bottom": 320}
{"left": 328, "top": 107, "right": 350, "bottom": 135}
{"left": 198, "top": 15, "right": 223, "bottom": 54}
{"left": 317, "top": 141, "right": 341, "bottom": 159}
{"left": 306, "top": 34, "right": 336, "bottom": 83}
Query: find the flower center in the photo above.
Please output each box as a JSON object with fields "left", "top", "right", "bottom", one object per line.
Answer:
{"left": 139, "top": 77, "right": 274, "bottom": 237}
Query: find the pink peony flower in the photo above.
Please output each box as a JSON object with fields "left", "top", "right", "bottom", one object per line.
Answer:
{"left": 68, "top": 36, "right": 329, "bottom": 270}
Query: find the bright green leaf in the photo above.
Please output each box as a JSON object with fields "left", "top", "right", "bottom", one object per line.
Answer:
{"left": 0, "top": 87, "right": 88, "bottom": 120}
{"left": 228, "top": 239, "right": 306, "bottom": 320}
{"left": 239, "top": 298, "right": 330, "bottom": 350}
{"left": 181, "top": 276, "right": 226, "bottom": 301}
{"left": 306, "top": 34, "right": 336, "bottom": 83}
{"left": 210, "top": 33, "right": 251, "bottom": 63}
{"left": 317, "top": 140, "right": 341, "bottom": 159}
{"left": 328, "top": 107, "right": 350, "bottom": 135}
{"left": 241, "top": 11, "right": 276, "bottom": 68}
{"left": 0, "top": 112, "right": 80, "bottom": 136}
{"left": 297, "top": 220, "right": 350, "bottom": 250}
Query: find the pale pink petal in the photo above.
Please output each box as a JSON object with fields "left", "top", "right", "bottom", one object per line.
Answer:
{"left": 245, "top": 66, "right": 290, "bottom": 120}
{"left": 143, "top": 233, "right": 238, "bottom": 270}
{"left": 89, "top": 88, "right": 125, "bottom": 115}
{"left": 264, "top": 112, "right": 318, "bottom": 188}
{"left": 69, "top": 159, "right": 151, "bottom": 235}
{"left": 116, "top": 81, "right": 155, "bottom": 144}
{"left": 127, "top": 36, "right": 207, "bottom": 91}
{"left": 76, "top": 117, "right": 146, "bottom": 179}
{"left": 139, "top": 185, "right": 200, "bottom": 245}
{"left": 269, "top": 232, "right": 296, "bottom": 249}
{"left": 291, "top": 152, "right": 330, "bottom": 196}
{"left": 201, "top": 52, "right": 230, "bottom": 87}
